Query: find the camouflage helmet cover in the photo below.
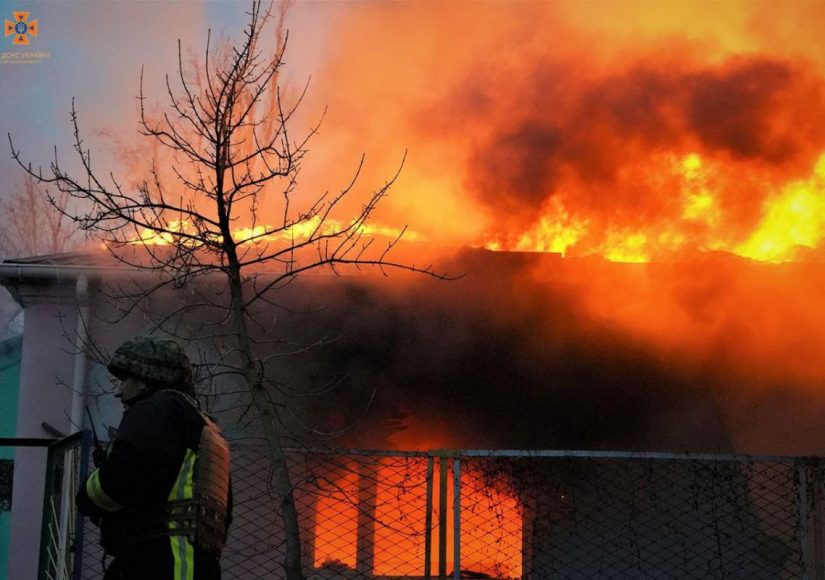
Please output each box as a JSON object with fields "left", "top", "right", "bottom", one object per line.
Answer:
{"left": 108, "top": 336, "right": 192, "bottom": 389}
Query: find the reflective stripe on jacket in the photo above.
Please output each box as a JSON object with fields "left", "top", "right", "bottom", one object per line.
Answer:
{"left": 76, "top": 389, "right": 231, "bottom": 563}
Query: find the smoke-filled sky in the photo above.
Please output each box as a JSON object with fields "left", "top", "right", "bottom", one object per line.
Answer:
{"left": 300, "top": 1, "right": 825, "bottom": 262}
{"left": 4, "top": 1, "right": 825, "bottom": 455}
{"left": 6, "top": 1, "right": 825, "bottom": 260}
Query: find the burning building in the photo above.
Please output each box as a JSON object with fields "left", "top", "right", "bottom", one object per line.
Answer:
{"left": 2, "top": 246, "right": 824, "bottom": 578}
{"left": 5, "top": 2, "right": 825, "bottom": 577}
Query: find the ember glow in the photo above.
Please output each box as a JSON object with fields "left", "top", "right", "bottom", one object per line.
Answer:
{"left": 311, "top": 459, "right": 521, "bottom": 577}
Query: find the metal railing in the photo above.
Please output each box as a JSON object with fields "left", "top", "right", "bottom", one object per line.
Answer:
{"left": 49, "top": 440, "right": 825, "bottom": 579}
{"left": 0, "top": 436, "right": 90, "bottom": 580}
{"left": 40, "top": 433, "right": 90, "bottom": 580}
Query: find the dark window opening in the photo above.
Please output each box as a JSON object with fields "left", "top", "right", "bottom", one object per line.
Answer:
{"left": 0, "top": 459, "right": 13, "bottom": 511}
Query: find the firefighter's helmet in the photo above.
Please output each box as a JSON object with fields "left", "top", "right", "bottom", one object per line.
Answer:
{"left": 108, "top": 336, "right": 192, "bottom": 388}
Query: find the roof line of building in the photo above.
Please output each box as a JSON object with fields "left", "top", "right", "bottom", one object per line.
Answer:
{"left": 0, "top": 259, "right": 382, "bottom": 286}
{"left": 0, "top": 262, "right": 140, "bottom": 284}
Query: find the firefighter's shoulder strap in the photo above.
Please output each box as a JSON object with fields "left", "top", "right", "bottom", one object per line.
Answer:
{"left": 159, "top": 388, "right": 231, "bottom": 555}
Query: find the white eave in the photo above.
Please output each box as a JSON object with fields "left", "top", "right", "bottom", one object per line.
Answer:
{"left": 0, "top": 253, "right": 146, "bottom": 307}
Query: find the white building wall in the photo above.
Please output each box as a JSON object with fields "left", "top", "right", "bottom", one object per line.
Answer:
{"left": 8, "top": 291, "right": 78, "bottom": 580}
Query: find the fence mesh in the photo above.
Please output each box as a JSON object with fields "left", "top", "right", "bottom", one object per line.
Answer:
{"left": 77, "top": 499, "right": 102, "bottom": 580}
{"left": 69, "top": 444, "right": 821, "bottom": 579}
{"left": 459, "top": 454, "right": 806, "bottom": 579}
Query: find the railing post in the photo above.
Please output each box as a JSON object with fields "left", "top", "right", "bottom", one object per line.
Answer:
{"left": 72, "top": 431, "right": 91, "bottom": 580}
{"left": 38, "top": 438, "right": 60, "bottom": 580}
{"left": 36, "top": 433, "right": 84, "bottom": 580}
{"left": 815, "top": 460, "right": 825, "bottom": 580}
{"left": 453, "top": 456, "right": 461, "bottom": 580}
{"left": 801, "top": 462, "right": 812, "bottom": 580}
{"left": 425, "top": 457, "right": 434, "bottom": 580}
{"left": 439, "top": 455, "right": 448, "bottom": 580}
{"left": 355, "top": 460, "right": 377, "bottom": 575}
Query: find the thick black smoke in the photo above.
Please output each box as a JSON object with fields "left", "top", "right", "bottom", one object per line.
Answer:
{"left": 438, "top": 56, "right": 825, "bottom": 224}
{"left": 277, "top": 250, "right": 733, "bottom": 451}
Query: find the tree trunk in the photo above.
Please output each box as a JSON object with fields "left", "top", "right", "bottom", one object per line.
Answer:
{"left": 227, "top": 262, "right": 304, "bottom": 580}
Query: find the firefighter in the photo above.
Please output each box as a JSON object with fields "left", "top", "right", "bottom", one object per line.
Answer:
{"left": 76, "top": 336, "right": 231, "bottom": 580}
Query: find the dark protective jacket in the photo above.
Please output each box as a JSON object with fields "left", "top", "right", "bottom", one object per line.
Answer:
{"left": 76, "top": 388, "right": 231, "bottom": 580}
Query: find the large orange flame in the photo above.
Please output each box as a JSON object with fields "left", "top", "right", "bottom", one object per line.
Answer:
{"left": 483, "top": 152, "right": 825, "bottom": 263}
{"left": 296, "top": 3, "right": 825, "bottom": 266}
{"left": 129, "top": 218, "right": 421, "bottom": 247}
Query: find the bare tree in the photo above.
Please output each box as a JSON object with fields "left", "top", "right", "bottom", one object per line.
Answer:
{"left": 9, "top": 2, "right": 443, "bottom": 578}
{"left": 0, "top": 173, "right": 78, "bottom": 338}
{"left": 0, "top": 173, "right": 76, "bottom": 258}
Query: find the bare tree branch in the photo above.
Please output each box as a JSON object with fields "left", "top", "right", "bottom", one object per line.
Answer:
{"left": 7, "top": 2, "right": 449, "bottom": 578}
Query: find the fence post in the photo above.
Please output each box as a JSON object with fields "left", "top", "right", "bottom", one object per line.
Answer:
{"left": 38, "top": 440, "right": 59, "bottom": 580}
{"left": 815, "top": 460, "right": 825, "bottom": 580}
{"left": 355, "top": 460, "right": 377, "bottom": 575}
{"left": 801, "top": 462, "right": 812, "bottom": 580}
{"left": 37, "top": 439, "right": 69, "bottom": 580}
{"left": 71, "top": 431, "right": 91, "bottom": 580}
{"left": 38, "top": 434, "right": 84, "bottom": 580}
{"left": 425, "top": 457, "right": 434, "bottom": 580}
{"left": 453, "top": 456, "right": 461, "bottom": 580}
{"left": 439, "top": 455, "right": 448, "bottom": 580}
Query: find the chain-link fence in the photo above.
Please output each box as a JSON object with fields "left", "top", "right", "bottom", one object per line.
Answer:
{"left": 458, "top": 451, "right": 810, "bottom": 579}
{"left": 52, "top": 441, "right": 825, "bottom": 579}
